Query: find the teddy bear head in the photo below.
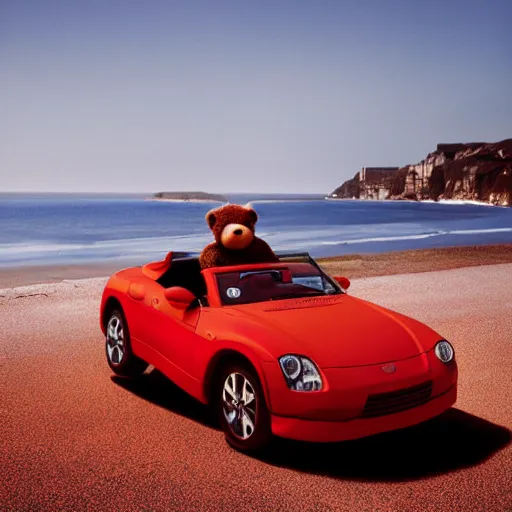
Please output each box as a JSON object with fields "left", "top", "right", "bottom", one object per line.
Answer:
{"left": 205, "top": 203, "right": 258, "bottom": 250}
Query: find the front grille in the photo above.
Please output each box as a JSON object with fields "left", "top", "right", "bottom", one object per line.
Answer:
{"left": 361, "top": 380, "right": 433, "bottom": 418}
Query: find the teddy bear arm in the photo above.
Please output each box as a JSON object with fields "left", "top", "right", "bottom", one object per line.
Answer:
{"left": 199, "top": 243, "right": 224, "bottom": 269}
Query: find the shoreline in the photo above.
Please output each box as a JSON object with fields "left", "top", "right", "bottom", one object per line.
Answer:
{"left": 324, "top": 197, "right": 507, "bottom": 207}
{"left": 148, "top": 196, "right": 507, "bottom": 207}
{"left": 1, "top": 243, "right": 511, "bottom": 289}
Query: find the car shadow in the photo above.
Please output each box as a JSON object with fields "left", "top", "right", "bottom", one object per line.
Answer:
{"left": 112, "top": 370, "right": 511, "bottom": 482}
{"left": 111, "top": 369, "right": 216, "bottom": 429}
{"left": 258, "top": 409, "right": 511, "bottom": 482}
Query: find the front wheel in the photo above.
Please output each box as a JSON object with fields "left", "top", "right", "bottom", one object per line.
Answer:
{"left": 105, "top": 308, "right": 148, "bottom": 377}
{"left": 215, "top": 362, "right": 272, "bottom": 452}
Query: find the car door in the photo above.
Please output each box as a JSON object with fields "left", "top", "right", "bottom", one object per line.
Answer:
{"left": 144, "top": 282, "right": 202, "bottom": 376}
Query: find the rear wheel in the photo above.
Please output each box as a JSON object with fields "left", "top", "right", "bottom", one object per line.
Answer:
{"left": 215, "top": 362, "right": 272, "bottom": 452}
{"left": 105, "top": 308, "right": 148, "bottom": 377}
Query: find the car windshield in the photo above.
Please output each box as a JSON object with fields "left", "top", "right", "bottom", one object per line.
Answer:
{"left": 215, "top": 263, "right": 342, "bottom": 305}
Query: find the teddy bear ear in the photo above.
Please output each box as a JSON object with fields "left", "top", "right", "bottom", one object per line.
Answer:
{"left": 205, "top": 210, "right": 216, "bottom": 229}
{"left": 244, "top": 204, "right": 258, "bottom": 224}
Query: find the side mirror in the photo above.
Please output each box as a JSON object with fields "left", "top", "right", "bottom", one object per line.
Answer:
{"left": 164, "top": 286, "right": 196, "bottom": 310}
{"left": 333, "top": 276, "right": 350, "bottom": 290}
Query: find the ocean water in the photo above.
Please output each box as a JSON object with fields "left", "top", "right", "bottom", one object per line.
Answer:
{"left": 0, "top": 192, "right": 511, "bottom": 267}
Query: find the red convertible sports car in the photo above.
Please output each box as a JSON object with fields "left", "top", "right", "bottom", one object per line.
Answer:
{"left": 100, "top": 251, "right": 457, "bottom": 452}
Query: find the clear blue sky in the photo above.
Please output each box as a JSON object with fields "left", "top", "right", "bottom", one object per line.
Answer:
{"left": 1, "top": 0, "right": 511, "bottom": 194}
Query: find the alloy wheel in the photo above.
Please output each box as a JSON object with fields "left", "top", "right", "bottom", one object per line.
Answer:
{"left": 106, "top": 314, "right": 125, "bottom": 365}
{"left": 222, "top": 372, "right": 257, "bottom": 440}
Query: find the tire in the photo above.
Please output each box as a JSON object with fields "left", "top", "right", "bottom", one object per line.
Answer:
{"left": 105, "top": 308, "right": 148, "bottom": 377}
{"left": 215, "top": 361, "right": 272, "bottom": 452}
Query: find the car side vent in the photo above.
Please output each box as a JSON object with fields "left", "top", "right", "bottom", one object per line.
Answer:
{"left": 264, "top": 296, "right": 341, "bottom": 311}
{"left": 361, "top": 380, "right": 433, "bottom": 418}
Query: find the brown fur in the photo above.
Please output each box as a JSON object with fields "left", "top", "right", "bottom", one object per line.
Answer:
{"left": 199, "top": 203, "right": 279, "bottom": 269}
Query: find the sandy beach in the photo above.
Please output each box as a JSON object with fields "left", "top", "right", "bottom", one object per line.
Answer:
{"left": 1, "top": 245, "right": 511, "bottom": 511}
{"left": 317, "top": 243, "right": 512, "bottom": 279}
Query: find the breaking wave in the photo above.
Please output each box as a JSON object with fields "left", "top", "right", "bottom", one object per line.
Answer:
{"left": 319, "top": 227, "right": 512, "bottom": 246}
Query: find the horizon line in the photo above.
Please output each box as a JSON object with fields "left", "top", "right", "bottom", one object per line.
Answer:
{"left": 0, "top": 190, "right": 330, "bottom": 195}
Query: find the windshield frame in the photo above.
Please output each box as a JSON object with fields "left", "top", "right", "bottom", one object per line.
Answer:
{"left": 204, "top": 261, "right": 344, "bottom": 307}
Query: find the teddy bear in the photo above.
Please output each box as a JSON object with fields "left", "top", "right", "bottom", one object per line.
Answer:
{"left": 199, "top": 203, "right": 280, "bottom": 269}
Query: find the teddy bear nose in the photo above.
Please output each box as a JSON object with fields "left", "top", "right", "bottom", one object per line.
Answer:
{"left": 233, "top": 229, "right": 243, "bottom": 235}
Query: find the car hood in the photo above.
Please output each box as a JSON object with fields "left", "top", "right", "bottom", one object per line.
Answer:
{"left": 227, "top": 294, "right": 441, "bottom": 367}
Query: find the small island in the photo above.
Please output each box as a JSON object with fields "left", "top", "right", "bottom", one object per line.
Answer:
{"left": 151, "top": 191, "right": 228, "bottom": 203}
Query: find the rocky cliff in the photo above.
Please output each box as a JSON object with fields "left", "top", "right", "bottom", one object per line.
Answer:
{"left": 329, "top": 172, "right": 361, "bottom": 198}
{"left": 426, "top": 139, "right": 512, "bottom": 206}
{"left": 329, "top": 139, "right": 512, "bottom": 206}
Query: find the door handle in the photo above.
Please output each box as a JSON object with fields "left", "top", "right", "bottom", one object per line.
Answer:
{"left": 206, "top": 331, "right": 216, "bottom": 340}
{"left": 152, "top": 297, "right": 159, "bottom": 306}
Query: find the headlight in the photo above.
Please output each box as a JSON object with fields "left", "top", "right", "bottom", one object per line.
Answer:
{"left": 279, "top": 354, "right": 323, "bottom": 391}
{"left": 435, "top": 340, "right": 454, "bottom": 363}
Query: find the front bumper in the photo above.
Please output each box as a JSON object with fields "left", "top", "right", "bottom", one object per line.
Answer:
{"left": 262, "top": 349, "right": 457, "bottom": 442}
{"left": 271, "top": 383, "right": 456, "bottom": 442}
